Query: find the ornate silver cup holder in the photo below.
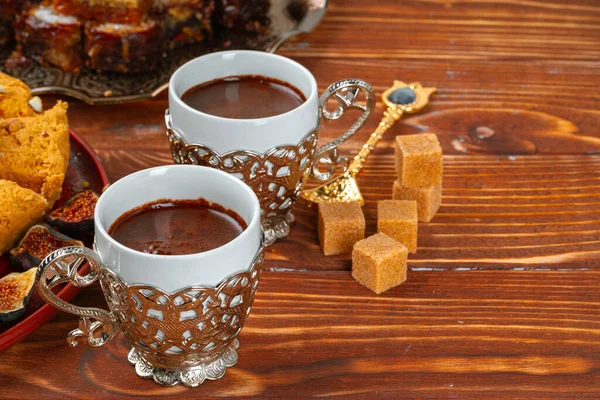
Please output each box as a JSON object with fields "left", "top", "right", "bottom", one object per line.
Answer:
{"left": 37, "top": 245, "right": 264, "bottom": 387}
{"left": 166, "top": 79, "right": 375, "bottom": 245}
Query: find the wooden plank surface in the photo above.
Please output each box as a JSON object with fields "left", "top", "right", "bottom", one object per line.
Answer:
{"left": 2, "top": 270, "right": 599, "bottom": 399}
{"left": 1, "top": 0, "right": 600, "bottom": 398}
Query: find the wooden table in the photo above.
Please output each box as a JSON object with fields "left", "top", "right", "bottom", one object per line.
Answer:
{"left": 2, "top": 0, "right": 599, "bottom": 398}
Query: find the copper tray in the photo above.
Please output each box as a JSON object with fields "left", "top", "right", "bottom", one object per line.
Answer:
{"left": 0, "top": 0, "right": 327, "bottom": 105}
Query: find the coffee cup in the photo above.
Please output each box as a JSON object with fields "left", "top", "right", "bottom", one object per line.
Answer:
{"left": 37, "top": 165, "right": 263, "bottom": 387}
{"left": 166, "top": 50, "right": 374, "bottom": 245}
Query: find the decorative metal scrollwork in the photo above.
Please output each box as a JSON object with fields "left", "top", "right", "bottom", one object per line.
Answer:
{"left": 166, "top": 78, "right": 374, "bottom": 244}
{"left": 37, "top": 244, "right": 264, "bottom": 387}
{"left": 310, "top": 79, "right": 375, "bottom": 182}
{"left": 37, "top": 246, "right": 119, "bottom": 347}
{"left": 167, "top": 112, "right": 319, "bottom": 245}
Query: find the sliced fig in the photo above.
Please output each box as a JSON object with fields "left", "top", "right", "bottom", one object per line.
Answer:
{"left": 0, "top": 268, "right": 37, "bottom": 323}
{"left": 9, "top": 224, "right": 83, "bottom": 271}
{"left": 45, "top": 189, "right": 98, "bottom": 233}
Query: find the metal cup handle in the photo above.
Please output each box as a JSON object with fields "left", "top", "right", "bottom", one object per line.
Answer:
{"left": 310, "top": 79, "right": 375, "bottom": 182}
{"left": 37, "top": 246, "right": 119, "bottom": 347}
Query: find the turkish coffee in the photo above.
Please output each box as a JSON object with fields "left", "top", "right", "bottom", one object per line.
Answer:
{"left": 108, "top": 198, "right": 246, "bottom": 255}
{"left": 181, "top": 75, "right": 306, "bottom": 119}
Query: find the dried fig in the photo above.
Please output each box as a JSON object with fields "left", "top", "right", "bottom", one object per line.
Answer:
{"left": 9, "top": 224, "right": 83, "bottom": 270}
{"left": 0, "top": 268, "right": 37, "bottom": 323}
{"left": 45, "top": 189, "right": 98, "bottom": 233}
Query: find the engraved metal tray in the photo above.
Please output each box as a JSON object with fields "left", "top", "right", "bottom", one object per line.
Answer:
{"left": 0, "top": 0, "right": 327, "bottom": 105}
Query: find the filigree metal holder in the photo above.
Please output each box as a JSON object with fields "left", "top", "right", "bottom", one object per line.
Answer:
{"left": 166, "top": 79, "right": 374, "bottom": 245}
{"left": 301, "top": 81, "right": 437, "bottom": 205}
{"left": 167, "top": 119, "right": 319, "bottom": 246}
{"left": 37, "top": 245, "right": 264, "bottom": 387}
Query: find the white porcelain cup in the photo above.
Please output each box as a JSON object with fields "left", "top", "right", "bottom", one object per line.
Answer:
{"left": 169, "top": 50, "right": 320, "bottom": 154}
{"left": 166, "top": 50, "right": 374, "bottom": 244}
{"left": 37, "top": 165, "right": 264, "bottom": 387}
{"left": 93, "top": 164, "right": 262, "bottom": 292}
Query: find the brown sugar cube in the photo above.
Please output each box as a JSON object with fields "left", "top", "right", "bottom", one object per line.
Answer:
{"left": 318, "top": 201, "right": 365, "bottom": 256}
{"left": 395, "top": 133, "right": 443, "bottom": 187}
{"left": 393, "top": 179, "right": 442, "bottom": 222}
{"left": 377, "top": 200, "right": 418, "bottom": 254}
{"left": 352, "top": 233, "right": 408, "bottom": 294}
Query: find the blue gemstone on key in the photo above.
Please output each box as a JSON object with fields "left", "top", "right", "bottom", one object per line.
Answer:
{"left": 389, "top": 87, "right": 416, "bottom": 105}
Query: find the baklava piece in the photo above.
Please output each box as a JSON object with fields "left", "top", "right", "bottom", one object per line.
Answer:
{"left": 53, "top": 0, "right": 154, "bottom": 23}
{"left": 84, "top": 19, "right": 164, "bottom": 73}
{"left": 14, "top": 5, "right": 83, "bottom": 71}
{"left": 159, "top": 1, "right": 215, "bottom": 49}
{"left": 216, "top": 0, "right": 271, "bottom": 34}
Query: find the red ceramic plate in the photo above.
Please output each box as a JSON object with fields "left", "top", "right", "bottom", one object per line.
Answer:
{"left": 0, "top": 130, "right": 109, "bottom": 352}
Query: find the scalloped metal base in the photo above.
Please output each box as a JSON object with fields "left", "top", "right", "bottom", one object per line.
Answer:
{"left": 127, "top": 340, "right": 239, "bottom": 387}
{"left": 262, "top": 212, "right": 295, "bottom": 246}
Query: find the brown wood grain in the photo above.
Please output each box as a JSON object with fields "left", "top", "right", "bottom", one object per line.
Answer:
{"left": 2, "top": 270, "right": 599, "bottom": 399}
{"left": 2, "top": 0, "right": 600, "bottom": 398}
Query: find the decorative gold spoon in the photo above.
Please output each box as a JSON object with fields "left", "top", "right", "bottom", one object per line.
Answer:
{"left": 301, "top": 81, "right": 437, "bottom": 205}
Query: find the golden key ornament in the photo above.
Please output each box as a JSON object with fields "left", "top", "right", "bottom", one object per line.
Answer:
{"left": 301, "top": 81, "right": 436, "bottom": 205}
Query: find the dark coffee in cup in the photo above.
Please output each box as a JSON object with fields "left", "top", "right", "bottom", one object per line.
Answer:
{"left": 108, "top": 198, "right": 247, "bottom": 255}
{"left": 181, "top": 75, "right": 306, "bottom": 119}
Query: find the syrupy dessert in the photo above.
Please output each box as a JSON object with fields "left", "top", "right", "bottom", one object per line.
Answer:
{"left": 108, "top": 198, "right": 246, "bottom": 255}
{"left": 181, "top": 75, "right": 306, "bottom": 119}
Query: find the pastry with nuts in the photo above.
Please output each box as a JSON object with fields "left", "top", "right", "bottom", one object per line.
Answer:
{"left": 0, "top": 73, "right": 107, "bottom": 330}
{"left": 0, "top": 101, "right": 70, "bottom": 208}
{"left": 0, "top": 72, "right": 38, "bottom": 119}
{"left": 0, "top": 73, "right": 66, "bottom": 256}
{"left": 0, "top": 180, "right": 49, "bottom": 254}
